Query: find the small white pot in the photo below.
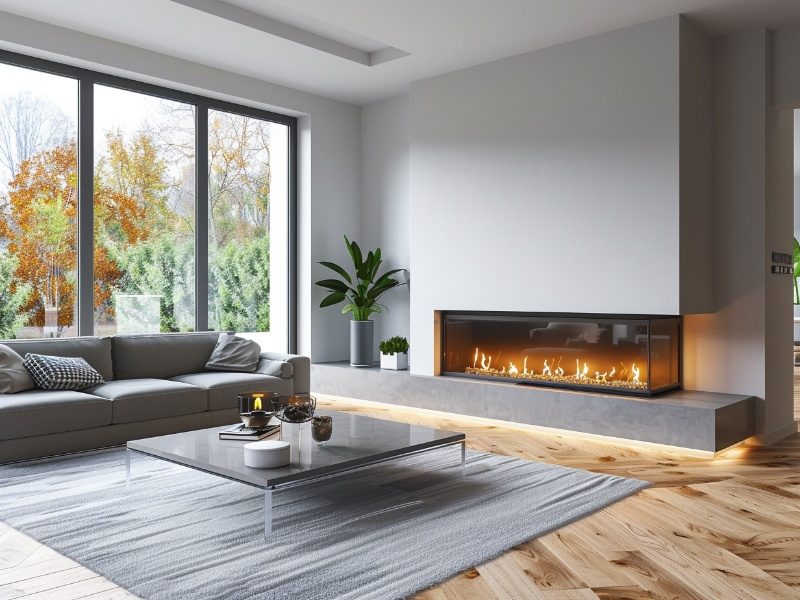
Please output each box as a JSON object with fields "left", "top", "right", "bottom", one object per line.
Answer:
{"left": 380, "top": 352, "right": 408, "bottom": 370}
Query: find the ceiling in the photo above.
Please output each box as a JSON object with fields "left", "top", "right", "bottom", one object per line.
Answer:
{"left": 1, "top": 0, "right": 800, "bottom": 105}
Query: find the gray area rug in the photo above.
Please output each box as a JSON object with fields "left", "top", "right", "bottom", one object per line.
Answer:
{"left": 0, "top": 447, "right": 647, "bottom": 600}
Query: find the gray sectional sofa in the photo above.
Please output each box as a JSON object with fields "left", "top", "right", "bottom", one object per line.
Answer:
{"left": 0, "top": 332, "right": 310, "bottom": 463}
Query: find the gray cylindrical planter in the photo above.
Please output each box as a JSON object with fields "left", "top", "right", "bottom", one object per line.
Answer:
{"left": 350, "top": 320, "right": 374, "bottom": 367}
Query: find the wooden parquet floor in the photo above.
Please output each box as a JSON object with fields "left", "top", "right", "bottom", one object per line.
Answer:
{"left": 2, "top": 394, "right": 800, "bottom": 600}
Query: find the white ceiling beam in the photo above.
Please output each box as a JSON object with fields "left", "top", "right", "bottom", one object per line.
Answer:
{"left": 168, "top": 0, "right": 408, "bottom": 66}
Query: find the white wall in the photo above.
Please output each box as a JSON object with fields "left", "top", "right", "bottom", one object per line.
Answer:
{"left": 683, "top": 28, "right": 795, "bottom": 442}
{"left": 0, "top": 11, "right": 362, "bottom": 363}
{"left": 360, "top": 95, "right": 411, "bottom": 358}
{"left": 409, "top": 16, "right": 711, "bottom": 376}
{"left": 683, "top": 29, "right": 769, "bottom": 428}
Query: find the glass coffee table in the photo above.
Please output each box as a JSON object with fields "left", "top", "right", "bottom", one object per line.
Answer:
{"left": 126, "top": 411, "right": 466, "bottom": 536}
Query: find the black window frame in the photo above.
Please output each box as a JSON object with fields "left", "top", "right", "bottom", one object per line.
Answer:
{"left": 0, "top": 48, "right": 298, "bottom": 352}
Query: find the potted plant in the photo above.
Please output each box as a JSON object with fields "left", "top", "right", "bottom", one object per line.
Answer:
{"left": 316, "top": 236, "right": 405, "bottom": 367}
{"left": 379, "top": 336, "right": 409, "bottom": 370}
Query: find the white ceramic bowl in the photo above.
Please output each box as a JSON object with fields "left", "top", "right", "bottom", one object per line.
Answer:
{"left": 243, "top": 440, "right": 291, "bottom": 468}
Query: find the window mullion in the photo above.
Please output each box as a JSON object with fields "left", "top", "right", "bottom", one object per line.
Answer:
{"left": 195, "top": 105, "right": 209, "bottom": 331}
{"left": 77, "top": 77, "right": 94, "bottom": 337}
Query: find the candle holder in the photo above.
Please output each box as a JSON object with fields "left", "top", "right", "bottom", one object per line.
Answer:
{"left": 311, "top": 416, "right": 333, "bottom": 445}
{"left": 238, "top": 392, "right": 278, "bottom": 429}
{"left": 270, "top": 394, "right": 316, "bottom": 424}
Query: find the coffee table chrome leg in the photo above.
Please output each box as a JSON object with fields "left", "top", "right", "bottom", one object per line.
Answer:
{"left": 460, "top": 440, "right": 466, "bottom": 477}
{"left": 125, "top": 448, "right": 131, "bottom": 487}
{"left": 264, "top": 488, "right": 273, "bottom": 537}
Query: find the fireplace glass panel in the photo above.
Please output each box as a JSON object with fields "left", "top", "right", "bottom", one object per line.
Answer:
{"left": 441, "top": 312, "right": 681, "bottom": 395}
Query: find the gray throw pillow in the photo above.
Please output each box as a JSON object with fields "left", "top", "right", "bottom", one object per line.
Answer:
{"left": 205, "top": 333, "right": 261, "bottom": 372}
{"left": 0, "top": 344, "right": 36, "bottom": 393}
{"left": 256, "top": 358, "right": 294, "bottom": 379}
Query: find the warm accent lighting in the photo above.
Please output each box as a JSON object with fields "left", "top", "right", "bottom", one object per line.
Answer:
{"left": 252, "top": 394, "right": 264, "bottom": 411}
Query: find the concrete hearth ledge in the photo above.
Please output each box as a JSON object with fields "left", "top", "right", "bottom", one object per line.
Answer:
{"left": 311, "top": 362, "right": 755, "bottom": 453}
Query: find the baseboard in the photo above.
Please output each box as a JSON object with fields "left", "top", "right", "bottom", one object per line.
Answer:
{"left": 746, "top": 420, "right": 800, "bottom": 446}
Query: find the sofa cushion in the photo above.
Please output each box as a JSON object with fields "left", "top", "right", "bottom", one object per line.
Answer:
{"left": 0, "top": 344, "right": 35, "bottom": 393}
{"left": 0, "top": 337, "right": 114, "bottom": 381}
{"left": 23, "top": 354, "right": 105, "bottom": 391}
{"left": 0, "top": 390, "right": 111, "bottom": 441}
{"left": 171, "top": 372, "right": 294, "bottom": 411}
{"left": 205, "top": 333, "right": 260, "bottom": 373}
{"left": 88, "top": 378, "right": 208, "bottom": 424}
{"left": 112, "top": 332, "right": 225, "bottom": 380}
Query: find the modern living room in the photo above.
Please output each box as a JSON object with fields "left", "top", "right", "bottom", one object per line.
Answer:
{"left": 1, "top": 1, "right": 800, "bottom": 599}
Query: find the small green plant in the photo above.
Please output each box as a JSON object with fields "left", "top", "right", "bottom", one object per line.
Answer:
{"left": 316, "top": 236, "right": 405, "bottom": 321}
{"left": 379, "top": 336, "right": 409, "bottom": 355}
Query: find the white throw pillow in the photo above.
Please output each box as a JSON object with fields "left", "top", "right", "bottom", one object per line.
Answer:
{"left": 0, "top": 344, "right": 36, "bottom": 394}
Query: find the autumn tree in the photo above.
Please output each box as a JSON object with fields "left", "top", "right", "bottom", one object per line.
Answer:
{"left": 98, "top": 130, "right": 170, "bottom": 232}
{"left": 0, "top": 142, "right": 148, "bottom": 334}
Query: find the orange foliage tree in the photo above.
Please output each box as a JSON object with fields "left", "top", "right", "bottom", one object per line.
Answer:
{"left": 0, "top": 142, "right": 148, "bottom": 333}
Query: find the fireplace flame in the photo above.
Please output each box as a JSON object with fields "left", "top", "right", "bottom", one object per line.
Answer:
{"left": 575, "top": 359, "right": 589, "bottom": 380}
{"left": 465, "top": 348, "right": 646, "bottom": 390}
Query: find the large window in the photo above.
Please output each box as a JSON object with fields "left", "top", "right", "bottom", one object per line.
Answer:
{"left": 0, "top": 51, "right": 295, "bottom": 350}
{"left": 208, "top": 110, "right": 289, "bottom": 350}
{"left": 0, "top": 63, "right": 78, "bottom": 338}
{"left": 94, "top": 86, "right": 196, "bottom": 335}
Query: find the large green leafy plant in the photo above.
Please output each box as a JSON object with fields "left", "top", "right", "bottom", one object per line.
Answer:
{"left": 316, "top": 236, "right": 404, "bottom": 321}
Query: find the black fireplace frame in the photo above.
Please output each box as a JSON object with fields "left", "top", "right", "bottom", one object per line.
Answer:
{"left": 439, "top": 311, "right": 682, "bottom": 397}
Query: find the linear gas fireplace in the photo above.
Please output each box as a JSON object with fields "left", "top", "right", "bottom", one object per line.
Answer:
{"left": 440, "top": 312, "right": 681, "bottom": 396}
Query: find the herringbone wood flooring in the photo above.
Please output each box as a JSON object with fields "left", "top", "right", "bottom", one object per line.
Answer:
{"left": 1, "top": 394, "right": 799, "bottom": 600}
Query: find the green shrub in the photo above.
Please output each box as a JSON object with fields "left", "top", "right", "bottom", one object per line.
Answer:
{"left": 379, "top": 336, "right": 409, "bottom": 355}
{"left": 209, "top": 236, "right": 270, "bottom": 332}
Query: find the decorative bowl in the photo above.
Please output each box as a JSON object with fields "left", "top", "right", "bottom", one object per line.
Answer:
{"left": 240, "top": 411, "right": 274, "bottom": 429}
{"left": 270, "top": 394, "right": 316, "bottom": 423}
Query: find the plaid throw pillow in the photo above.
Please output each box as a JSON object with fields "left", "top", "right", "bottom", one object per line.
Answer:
{"left": 23, "top": 354, "right": 105, "bottom": 391}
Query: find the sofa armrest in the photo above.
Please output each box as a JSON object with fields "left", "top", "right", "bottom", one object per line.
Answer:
{"left": 258, "top": 352, "right": 310, "bottom": 395}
